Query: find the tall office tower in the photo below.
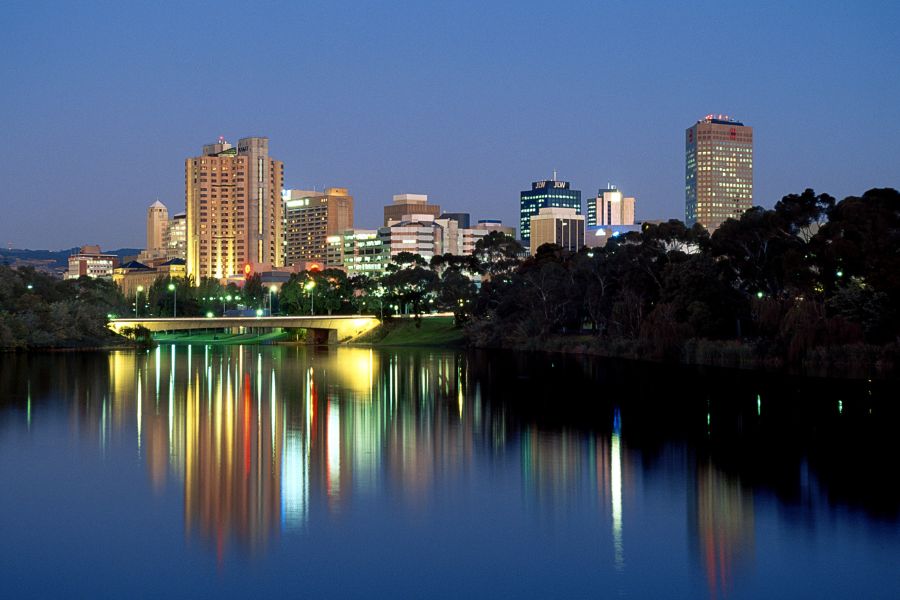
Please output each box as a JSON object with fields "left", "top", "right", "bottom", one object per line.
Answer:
{"left": 283, "top": 187, "right": 354, "bottom": 266}
{"left": 685, "top": 115, "right": 753, "bottom": 230}
{"left": 529, "top": 207, "right": 585, "bottom": 255}
{"left": 166, "top": 212, "right": 187, "bottom": 260}
{"left": 519, "top": 176, "right": 581, "bottom": 246}
{"left": 186, "top": 136, "right": 284, "bottom": 281}
{"left": 384, "top": 194, "right": 441, "bottom": 225}
{"left": 147, "top": 200, "right": 169, "bottom": 254}
{"left": 587, "top": 185, "right": 636, "bottom": 227}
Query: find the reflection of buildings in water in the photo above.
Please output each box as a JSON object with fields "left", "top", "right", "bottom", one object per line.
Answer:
{"left": 690, "top": 462, "right": 755, "bottom": 599}
{"left": 120, "top": 346, "right": 480, "bottom": 555}
{"left": 182, "top": 356, "right": 284, "bottom": 560}
{"left": 521, "top": 410, "right": 630, "bottom": 571}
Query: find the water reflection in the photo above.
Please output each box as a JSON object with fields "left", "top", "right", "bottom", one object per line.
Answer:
{"left": 1, "top": 348, "right": 899, "bottom": 597}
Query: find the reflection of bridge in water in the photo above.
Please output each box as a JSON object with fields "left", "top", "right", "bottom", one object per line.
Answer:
{"left": 109, "top": 315, "right": 380, "bottom": 343}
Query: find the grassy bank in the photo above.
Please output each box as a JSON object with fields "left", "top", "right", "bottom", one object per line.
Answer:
{"left": 353, "top": 316, "right": 466, "bottom": 347}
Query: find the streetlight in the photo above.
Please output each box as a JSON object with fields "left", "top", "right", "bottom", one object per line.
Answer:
{"left": 26, "top": 284, "right": 33, "bottom": 291}
{"left": 304, "top": 280, "right": 316, "bottom": 315}
{"left": 135, "top": 285, "right": 144, "bottom": 317}
{"left": 168, "top": 282, "right": 177, "bottom": 318}
{"left": 269, "top": 285, "right": 278, "bottom": 315}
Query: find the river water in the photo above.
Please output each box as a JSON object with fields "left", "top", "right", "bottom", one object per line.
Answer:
{"left": 1, "top": 346, "right": 898, "bottom": 598}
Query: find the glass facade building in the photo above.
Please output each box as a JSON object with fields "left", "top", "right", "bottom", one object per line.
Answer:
{"left": 519, "top": 179, "right": 581, "bottom": 245}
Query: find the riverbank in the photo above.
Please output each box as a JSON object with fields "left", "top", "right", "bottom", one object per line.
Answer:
{"left": 352, "top": 316, "right": 466, "bottom": 347}
{"left": 475, "top": 333, "right": 900, "bottom": 380}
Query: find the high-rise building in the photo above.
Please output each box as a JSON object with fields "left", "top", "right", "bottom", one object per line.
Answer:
{"left": 147, "top": 200, "right": 169, "bottom": 254}
{"left": 384, "top": 194, "right": 441, "bottom": 226}
{"left": 520, "top": 177, "right": 581, "bottom": 246}
{"left": 283, "top": 187, "right": 354, "bottom": 266}
{"left": 166, "top": 213, "right": 187, "bottom": 260}
{"left": 529, "top": 207, "right": 585, "bottom": 255}
{"left": 685, "top": 115, "right": 753, "bottom": 230}
{"left": 587, "top": 186, "right": 635, "bottom": 227}
{"left": 186, "top": 137, "right": 284, "bottom": 282}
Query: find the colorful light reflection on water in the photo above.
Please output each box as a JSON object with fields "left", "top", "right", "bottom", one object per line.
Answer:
{"left": 1, "top": 346, "right": 899, "bottom": 598}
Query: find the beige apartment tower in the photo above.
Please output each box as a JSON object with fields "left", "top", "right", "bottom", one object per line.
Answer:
{"left": 685, "top": 115, "right": 753, "bottom": 230}
{"left": 283, "top": 187, "right": 354, "bottom": 266}
{"left": 186, "top": 137, "right": 284, "bottom": 282}
{"left": 588, "top": 186, "right": 635, "bottom": 227}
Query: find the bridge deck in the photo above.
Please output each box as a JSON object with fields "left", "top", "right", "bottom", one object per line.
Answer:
{"left": 109, "top": 315, "right": 380, "bottom": 343}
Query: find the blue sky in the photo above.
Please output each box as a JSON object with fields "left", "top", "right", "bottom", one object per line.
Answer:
{"left": 2, "top": 0, "right": 898, "bottom": 249}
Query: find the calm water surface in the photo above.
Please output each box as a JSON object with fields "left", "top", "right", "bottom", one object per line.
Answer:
{"left": 1, "top": 346, "right": 899, "bottom": 598}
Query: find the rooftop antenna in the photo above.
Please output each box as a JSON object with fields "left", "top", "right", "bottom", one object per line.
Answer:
{"left": 553, "top": 169, "right": 557, "bottom": 180}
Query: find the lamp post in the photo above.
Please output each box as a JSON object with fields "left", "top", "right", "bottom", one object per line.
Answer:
{"left": 224, "top": 294, "right": 232, "bottom": 317}
{"left": 135, "top": 285, "right": 144, "bottom": 317}
{"left": 168, "top": 282, "right": 177, "bottom": 318}
{"left": 304, "top": 280, "right": 316, "bottom": 315}
{"left": 269, "top": 285, "right": 278, "bottom": 315}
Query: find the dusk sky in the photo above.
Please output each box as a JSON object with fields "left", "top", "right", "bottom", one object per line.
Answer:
{"left": 2, "top": 0, "right": 898, "bottom": 250}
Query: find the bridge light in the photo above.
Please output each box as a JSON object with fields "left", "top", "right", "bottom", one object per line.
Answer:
{"left": 255, "top": 309, "right": 264, "bottom": 317}
{"left": 206, "top": 311, "right": 214, "bottom": 318}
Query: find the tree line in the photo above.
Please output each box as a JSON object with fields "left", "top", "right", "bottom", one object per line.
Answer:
{"left": 4, "top": 187, "right": 898, "bottom": 372}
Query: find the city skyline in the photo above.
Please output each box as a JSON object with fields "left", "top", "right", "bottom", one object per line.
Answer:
{"left": 2, "top": 2, "right": 899, "bottom": 249}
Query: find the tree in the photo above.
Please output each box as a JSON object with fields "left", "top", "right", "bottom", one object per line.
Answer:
{"left": 243, "top": 274, "right": 265, "bottom": 309}
{"left": 474, "top": 231, "right": 523, "bottom": 276}
{"left": 774, "top": 188, "right": 835, "bottom": 243}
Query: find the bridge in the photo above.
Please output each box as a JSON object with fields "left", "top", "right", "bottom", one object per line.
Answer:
{"left": 108, "top": 315, "right": 381, "bottom": 344}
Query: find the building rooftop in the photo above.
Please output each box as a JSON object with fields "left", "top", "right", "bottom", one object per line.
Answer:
{"left": 119, "top": 260, "right": 151, "bottom": 270}
{"left": 699, "top": 114, "right": 744, "bottom": 126}
{"left": 149, "top": 200, "right": 167, "bottom": 210}
{"left": 393, "top": 194, "right": 428, "bottom": 204}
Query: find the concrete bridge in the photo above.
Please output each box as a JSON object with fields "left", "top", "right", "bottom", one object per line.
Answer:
{"left": 108, "top": 315, "right": 381, "bottom": 344}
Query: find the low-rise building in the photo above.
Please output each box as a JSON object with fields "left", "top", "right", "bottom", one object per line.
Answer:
{"left": 473, "top": 219, "right": 516, "bottom": 239}
{"left": 529, "top": 207, "right": 585, "bottom": 254}
{"left": 343, "top": 229, "right": 389, "bottom": 277}
{"left": 113, "top": 258, "right": 186, "bottom": 297}
{"left": 66, "top": 245, "right": 118, "bottom": 280}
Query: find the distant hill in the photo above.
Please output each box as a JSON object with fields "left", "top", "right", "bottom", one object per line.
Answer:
{"left": 0, "top": 248, "right": 143, "bottom": 270}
